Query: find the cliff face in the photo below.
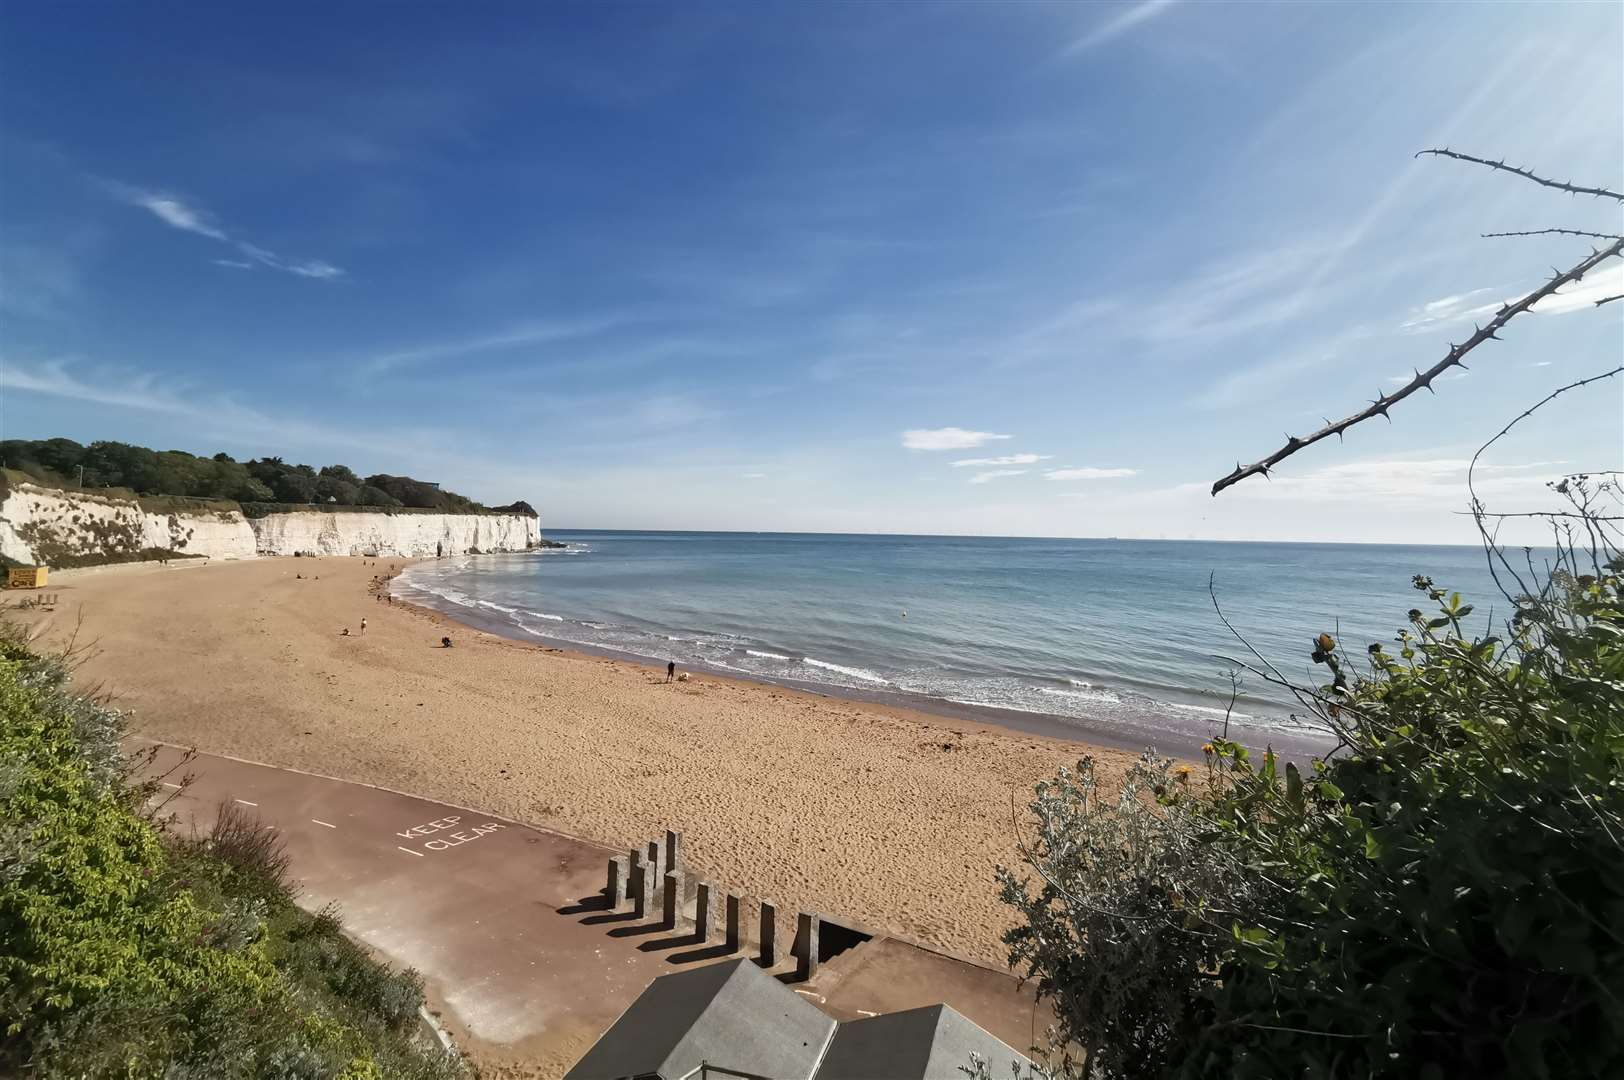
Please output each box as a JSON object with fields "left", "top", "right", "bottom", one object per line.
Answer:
{"left": 0, "top": 482, "right": 257, "bottom": 565}
{"left": 245, "top": 509, "right": 539, "bottom": 557}
{"left": 0, "top": 480, "right": 540, "bottom": 566}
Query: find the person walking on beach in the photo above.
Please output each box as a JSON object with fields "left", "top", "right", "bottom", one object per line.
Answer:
{"left": 666, "top": 660, "right": 676, "bottom": 683}
{"left": 360, "top": 617, "right": 367, "bottom": 635}
{"left": 436, "top": 541, "right": 443, "bottom": 559}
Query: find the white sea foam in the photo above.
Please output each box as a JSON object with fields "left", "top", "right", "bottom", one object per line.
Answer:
{"left": 478, "top": 601, "right": 519, "bottom": 614}
{"left": 1162, "top": 700, "right": 1252, "bottom": 721}
{"left": 802, "top": 657, "right": 889, "bottom": 684}
{"left": 746, "top": 650, "right": 792, "bottom": 660}
{"left": 523, "top": 610, "right": 564, "bottom": 622}
{"left": 1040, "top": 686, "right": 1121, "bottom": 704}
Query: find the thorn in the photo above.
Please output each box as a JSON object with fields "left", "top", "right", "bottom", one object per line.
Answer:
{"left": 1457, "top": 362, "right": 1468, "bottom": 372}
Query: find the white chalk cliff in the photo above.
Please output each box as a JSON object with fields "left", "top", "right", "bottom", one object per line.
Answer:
{"left": 245, "top": 507, "right": 539, "bottom": 557}
{"left": 0, "top": 480, "right": 539, "bottom": 566}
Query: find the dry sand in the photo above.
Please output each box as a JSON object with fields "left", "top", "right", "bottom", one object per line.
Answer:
{"left": 23, "top": 556, "right": 1138, "bottom": 967}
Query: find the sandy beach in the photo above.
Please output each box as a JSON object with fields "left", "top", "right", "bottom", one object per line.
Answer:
{"left": 21, "top": 556, "right": 1140, "bottom": 966}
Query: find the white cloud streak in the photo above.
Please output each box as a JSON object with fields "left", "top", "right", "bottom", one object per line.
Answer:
{"left": 135, "top": 194, "right": 227, "bottom": 240}
{"left": 1045, "top": 467, "right": 1138, "bottom": 481}
{"left": 969, "top": 469, "right": 1028, "bottom": 484}
{"left": 902, "top": 427, "right": 1012, "bottom": 451}
{"left": 1064, "top": 0, "right": 1177, "bottom": 56}
{"left": 116, "top": 184, "right": 344, "bottom": 281}
{"left": 951, "top": 453, "right": 1052, "bottom": 468}
{"left": 364, "top": 317, "right": 627, "bottom": 374}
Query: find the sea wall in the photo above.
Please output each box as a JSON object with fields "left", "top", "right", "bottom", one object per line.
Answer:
{"left": 1, "top": 480, "right": 541, "bottom": 565}
{"left": 0, "top": 482, "right": 258, "bottom": 566}
{"left": 245, "top": 509, "right": 540, "bottom": 557}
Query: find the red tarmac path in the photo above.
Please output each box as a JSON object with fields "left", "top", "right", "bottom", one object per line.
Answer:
{"left": 138, "top": 740, "right": 1049, "bottom": 1078}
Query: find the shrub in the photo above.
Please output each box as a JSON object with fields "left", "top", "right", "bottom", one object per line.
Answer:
{"left": 200, "top": 798, "right": 295, "bottom": 901}
{"left": 1000, "top": 545, "right": 1624, "bottom": 1078}
{"left": 0, "top": 627, "right": 469, "bottom": 1079}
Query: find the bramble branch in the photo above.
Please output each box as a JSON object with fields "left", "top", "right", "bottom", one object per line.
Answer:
{"left": 1418, "top": 148, "right": 1624, "bottom": 202}
{"left": 1482, "top": 228, "right": 1624, "bottom": 241}
{"left": 1211, "top": 237, "right": 1623, "bottom": 495}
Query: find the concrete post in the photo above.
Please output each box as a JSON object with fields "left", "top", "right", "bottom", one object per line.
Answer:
{"left": 795, "top": 911, "right": 820, "bottom": 980}
{"left": 694, "top": 881, "right": 715, "bottom": 942}
{"left": 663, "top": 870, "right": 686, "bottom": 932}
{"left": 759, "top": 899, "right": 778, "bottom": 966}
{"left": 665, "top": 828, "right": 683, "bottom": 872}
{"left": 648, "top": 839, "right": 664, "bottom": 881}
{"left": 725, "top": 893, "right": 742, "bottom": 953}
{"left": 631, "top": 856, "right": 652, "bottom": 919}
{"left": 607, "top": 856, "right": 629, "bottom": 910}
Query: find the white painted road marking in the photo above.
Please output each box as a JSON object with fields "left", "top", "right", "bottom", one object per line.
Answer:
{"left": 161, "top": 782, "right": 182, "bottom": 789}
{"left": 397, "top": 845, "right": 426, "bottom": 857}
{"left": 234, "top": 798, "right": 258, "bottom": 807}
{"left": 312, "top": 819, "right": 336, "bottom": 829}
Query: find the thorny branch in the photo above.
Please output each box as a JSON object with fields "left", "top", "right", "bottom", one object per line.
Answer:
{"left": 1417, "top": 148, "right": 1624, "bottom": 203}
{"left": 1482, "top": 228, "right": 1624, "bottom": 241}
{"left": 1211, "top": 236, "right": 1622, "bottom": 495}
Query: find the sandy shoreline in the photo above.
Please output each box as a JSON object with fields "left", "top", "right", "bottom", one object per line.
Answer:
{"left": 20, "top": 556, "right": 1142, "bottom": 967}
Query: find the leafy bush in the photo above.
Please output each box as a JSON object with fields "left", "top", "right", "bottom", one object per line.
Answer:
{"left": 1000, "top": 539, "right": 1624, "bottom": 1077}
{"left": 0, "top": 625, "right": 468, "bottom": 1079}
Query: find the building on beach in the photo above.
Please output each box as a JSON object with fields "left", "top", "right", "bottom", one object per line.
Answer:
{"left": 564, "top": 958, "right": 1032, "bottom": 1080}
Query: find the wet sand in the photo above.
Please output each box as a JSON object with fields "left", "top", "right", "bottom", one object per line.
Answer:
{"left": 25, "top": 556, "right": 1146, "bottom": 967}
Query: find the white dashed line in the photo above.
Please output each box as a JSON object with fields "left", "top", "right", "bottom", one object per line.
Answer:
{"left": 397, "top": 846, "right": 426, "bottom": 857}
{"left": 311, "top": 819, "right": 336, "bottom": 829}
{"left": 857, "top": 1009, "right": 879, "bottom": 1017}
{"left": 161, "top": 782, "right": 182, "bottom": 789}
{"left": 233, "top": 799, "right": 258, "bottom": 807}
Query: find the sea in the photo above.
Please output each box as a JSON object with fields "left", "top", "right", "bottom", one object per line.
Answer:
{"left": 395, "top": 531, "right": 1513, "bottom": 758}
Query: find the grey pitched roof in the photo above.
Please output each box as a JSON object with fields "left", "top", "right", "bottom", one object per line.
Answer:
{"left": 815, "top": 1004, "right": 1033, "bottom": 1080}
{"left": 563, "top": 959, "right": 838, "bottom": 1080}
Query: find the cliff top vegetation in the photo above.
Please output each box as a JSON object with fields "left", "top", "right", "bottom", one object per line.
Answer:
{"left": 0, "top": 438, "right": 535, "bottom": 517}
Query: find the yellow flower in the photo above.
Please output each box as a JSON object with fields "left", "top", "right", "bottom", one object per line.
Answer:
{"left": 1201, "top": 742, "right": 1215, "bottom": 755}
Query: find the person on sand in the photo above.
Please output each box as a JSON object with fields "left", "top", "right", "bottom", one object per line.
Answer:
{"left": 436, "top": 541, "right": 443, "bottom": 559}
{"left": 360, "top": 617, "right": 367, "bottom": 635}
{"left": 666, "top": 660, "right": 676, "bottom": 683}
{"left": 441, "top": 636, "right": 453, "bottom": 648}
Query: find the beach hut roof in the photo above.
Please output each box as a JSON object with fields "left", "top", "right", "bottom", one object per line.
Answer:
{"left": 815, "top": 1004, "right": 1030, "bottom": 1080}
{"left": 564, "top": 958, "right": 1032, "bottom": 1080}
{"left": 562, "top": 958, "right": 836, "bottom": 1080}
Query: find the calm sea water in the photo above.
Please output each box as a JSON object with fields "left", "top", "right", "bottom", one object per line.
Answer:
{"left": 396, "top": 532, "right": 1509, "bottom": 754}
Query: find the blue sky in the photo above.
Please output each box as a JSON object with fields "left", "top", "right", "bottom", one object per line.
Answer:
{"left": 3, "top": 1, "right": 1620, "bottom": 543}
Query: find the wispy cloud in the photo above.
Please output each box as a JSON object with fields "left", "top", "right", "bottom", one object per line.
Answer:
{"left": 112, "top": 182, "right": 344, "bottom": 281}
{"left": 1064, "top": 0, "right": 1177, "bottom": 56}
{"left": 902, "top": 427, "right": 1012, "bottom": 451}
{"left": 951, "top": 453, "right": 1052, "bottom": 468}
{"left": 134, "top": 193, "right": 227, "bottom": 240}
{"left": 1045, "top": 467, "right": 1138, "bottom": 481}
{"left": 2, "top": 355, "right": 421, "bottom": 457}
{"left": 969, "top": 469, "right": 1027, "bottom": 484}
{"left": 364, "top": 317, "right": 627, "bottom": 374}
{"left": 742, "top": 472, "right": 767, "bottom": 480}
{"left": 1400, "top": 265, "right": 1624, "bottom": 332}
